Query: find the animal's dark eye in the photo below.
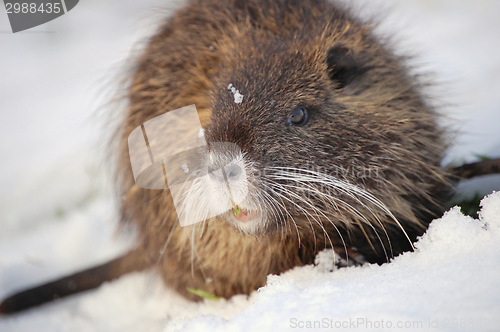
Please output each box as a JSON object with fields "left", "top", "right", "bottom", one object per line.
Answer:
{"left": 286, "top": 107, "right": 309, "bottom": 126}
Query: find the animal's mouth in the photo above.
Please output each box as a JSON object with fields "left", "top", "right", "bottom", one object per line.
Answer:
{"left": 225, "top": 204, "right": 265, "bottom": 234}
{"left": 232, "top": 206, "right": 260, "bottom": 222}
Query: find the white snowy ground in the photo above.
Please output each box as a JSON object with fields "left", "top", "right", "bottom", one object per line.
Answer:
{"left": 1, "top": 1, "right": 500, "bottom": 331}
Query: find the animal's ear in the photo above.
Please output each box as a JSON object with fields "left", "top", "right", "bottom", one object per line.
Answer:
{"left": 326, "top": 45, "right": 369, "bottom": 90}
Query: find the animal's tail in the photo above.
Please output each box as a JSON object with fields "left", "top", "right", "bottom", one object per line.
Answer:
{"left": 0, "top": 247, "right": 150, "bottom": 315}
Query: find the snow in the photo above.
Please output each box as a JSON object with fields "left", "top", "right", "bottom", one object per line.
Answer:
{"left": 227, "top": 83, "right": 244, "bottom": 104}
{"left": 1, "top": 0, "right": 500, "bottom": 331}
{"left": 166, "top": 192, "right": 500, "bottom": 332}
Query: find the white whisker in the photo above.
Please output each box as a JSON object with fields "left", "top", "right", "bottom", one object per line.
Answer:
{"left": 265, "top": 166, "right": 413, "bottom": 260}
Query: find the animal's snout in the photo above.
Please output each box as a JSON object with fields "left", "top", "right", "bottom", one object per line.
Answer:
{"left": 206, "top": 142, "right": 245, "bottom": 183}
{"left": 208, "top": 162, "right": 242, "bottom": 182}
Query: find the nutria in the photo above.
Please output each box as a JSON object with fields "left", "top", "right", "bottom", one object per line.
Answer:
{"left": 2, "top": 0, "right": 499, "bottom": 315}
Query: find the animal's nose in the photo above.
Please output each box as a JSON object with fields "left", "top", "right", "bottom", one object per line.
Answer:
{"left": 208, "top": 163, "right": 242, "bottom": 182}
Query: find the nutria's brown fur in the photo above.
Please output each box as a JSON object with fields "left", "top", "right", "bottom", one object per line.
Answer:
{"left": 115, "top": 0, "right": 451, "bottom": 301}
{"left": 0, "top": 0, "right": 455, "bottom": 314}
